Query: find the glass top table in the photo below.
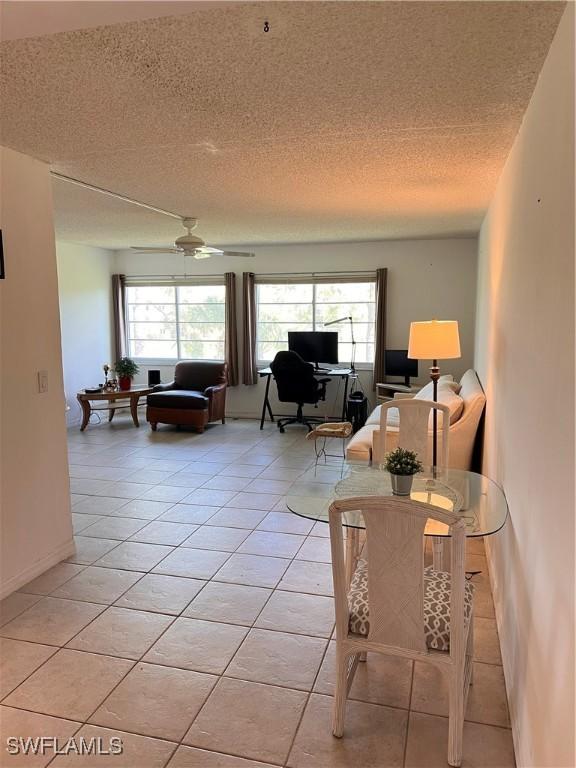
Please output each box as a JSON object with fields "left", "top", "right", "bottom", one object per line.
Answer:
{"left": 285, "top": 464, "right": 508, "bottom": 538}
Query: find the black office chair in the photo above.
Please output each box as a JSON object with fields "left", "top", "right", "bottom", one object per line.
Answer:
{"left": 270, "top": 351, "right": 331, "bottom": 433}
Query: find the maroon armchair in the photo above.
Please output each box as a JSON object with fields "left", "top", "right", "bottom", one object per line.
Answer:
{"left": 146, "top": 361, "right": 228, "bottom": 433}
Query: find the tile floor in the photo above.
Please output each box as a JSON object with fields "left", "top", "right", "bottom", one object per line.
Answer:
{"left": 0, "top": 415, "right": 515, "bottom": 767}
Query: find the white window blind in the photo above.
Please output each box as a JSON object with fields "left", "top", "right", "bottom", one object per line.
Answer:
{"left": 125, "top": 279, "right": 226, "bottom": 361}
{"left": 255, "top": 273, "right": 376, "bottom": 364}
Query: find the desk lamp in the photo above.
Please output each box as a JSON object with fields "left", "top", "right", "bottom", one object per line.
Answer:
{"left": 408, "top": 320, "right": 461, "bottom": 470}
{"left": 324, "top": 316, "right": 356, "bottom": 372}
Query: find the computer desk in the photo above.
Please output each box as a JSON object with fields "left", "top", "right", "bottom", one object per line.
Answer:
{"left": 257, "top": 367, "right": 356, "bottom": 430}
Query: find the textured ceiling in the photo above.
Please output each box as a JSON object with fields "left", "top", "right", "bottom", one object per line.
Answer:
{"left": 0, "top": 1, "right": 217, "bottom": 42}
{"left": 0, "top": 1, "right": 566, "bottom": 248}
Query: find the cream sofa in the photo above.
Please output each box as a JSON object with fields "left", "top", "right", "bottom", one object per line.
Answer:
{"left": 346, "top": 369, "right": 486, "bottom": 470}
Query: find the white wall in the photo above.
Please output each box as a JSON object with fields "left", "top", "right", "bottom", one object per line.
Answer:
{"left": 57, "top": 242, "right": 114, "bottom": 426}
{"left": 474, "top": 7, "right": 574, "bottom": 767}
{"left": 0, "top": 146, "right": 73, "bottom": 597}
{"left": 116, "top": 237, "right": 478, "bottom": 417}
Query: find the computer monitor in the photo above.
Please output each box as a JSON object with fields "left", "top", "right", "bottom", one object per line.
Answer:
{"left": 385, "top": 349, "right": 419, "bottom": 387}
{"left": 288, "top": 331, "right": 339, "bottom": 369}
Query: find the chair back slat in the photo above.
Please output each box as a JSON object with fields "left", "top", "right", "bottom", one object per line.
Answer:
{"left": 364, "top": 504, "right": 427, "bottom": 651}
{"left": 378, "top": 399, "right": 450, "bottom": 467}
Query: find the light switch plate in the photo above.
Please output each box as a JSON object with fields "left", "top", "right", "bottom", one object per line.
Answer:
{"left": 38, "top": 370, "right": 49, "bottom": 393}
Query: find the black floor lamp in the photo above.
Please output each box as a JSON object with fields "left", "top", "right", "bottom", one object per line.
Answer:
{"left": 324, "top": 316, "right": 356, "bottom": 372}
{"left": 408, "top": 320, "right": 461, "bottom": 471}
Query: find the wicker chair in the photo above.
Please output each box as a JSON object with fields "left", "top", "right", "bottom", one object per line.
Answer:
{"left": 373, "top": 397, "right": 451, "bottom": 466}
{"left": 328, "top": 496, "right": 474, "bottom": 767}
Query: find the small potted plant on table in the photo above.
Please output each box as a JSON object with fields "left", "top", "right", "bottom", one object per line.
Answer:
{"left": 114, "top": 357, "right": 140, "bottom": 391}
{"left": 383, "top": 447, "right": 423, "bottom": 496}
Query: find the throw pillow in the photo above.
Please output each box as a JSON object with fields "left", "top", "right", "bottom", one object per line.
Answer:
{"left": 415, "top": 387, "right": 464, "bottom": 427}
{"left": 415, "top": 376, "right": 461, "bottom": 400}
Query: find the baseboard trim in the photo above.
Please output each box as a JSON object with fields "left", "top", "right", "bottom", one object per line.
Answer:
{"left": 224, "top": 411, "right": 340, "bottom": 421}
{"left": 0, "top": 538, "right": 76, "bottom": 599}
{"left": 65, "top": 411, "right": 345, "bottom": 426}
{"left": 484, "top": 538, "right": 527, "bottom": 767}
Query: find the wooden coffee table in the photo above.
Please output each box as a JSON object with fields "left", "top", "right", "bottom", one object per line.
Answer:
{"left": 76, "top": 387, "right": 154, "bottom": 431}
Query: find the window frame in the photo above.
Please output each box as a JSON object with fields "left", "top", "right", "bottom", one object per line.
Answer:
{"left": 254, "top": 274, "right": 377, "bottom": 369}
{"left": 124, "top": 278, "right": 227, "bottom": 365}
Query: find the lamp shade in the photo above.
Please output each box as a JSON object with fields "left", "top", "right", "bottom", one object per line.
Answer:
{"left": 408, "top": 320, "right": 461, "bottom": 360}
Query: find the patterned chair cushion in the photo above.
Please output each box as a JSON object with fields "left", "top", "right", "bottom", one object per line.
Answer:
{"left": 347, "top": 561, "right": 473, "bottom": 652}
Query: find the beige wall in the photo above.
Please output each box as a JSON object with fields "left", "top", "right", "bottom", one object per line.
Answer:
{"left": 57, "top": 242, "right": 114, "bottom": 426}
{"left": 474, "top": 7, "right": 575, "bottom": 767}
{"left": 0, "top": 146, "right": 73, "bottom": 597}
{"left": 116, "top": 237, "right": 478, "bottom": 417}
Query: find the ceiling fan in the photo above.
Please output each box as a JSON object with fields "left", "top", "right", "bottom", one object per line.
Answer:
{"left": 131, "top": 218, "right": 255, "bottom": 260}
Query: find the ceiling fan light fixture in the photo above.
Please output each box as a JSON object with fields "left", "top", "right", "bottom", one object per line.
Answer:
{"left": 175, "top": 233, "right": 206, "bottom": 248}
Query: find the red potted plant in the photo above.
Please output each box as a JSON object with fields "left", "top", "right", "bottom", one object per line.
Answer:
{"left": 114, "top": 357, "right": 140, "bottom": 391}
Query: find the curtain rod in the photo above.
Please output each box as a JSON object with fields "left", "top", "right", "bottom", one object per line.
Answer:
{"left": 124, "top": 270, "right": 374, "bottom": 279}
{"left": 255, "top": 270, "right": 376, "bottom": 277}
{"left": 125, "top": 274, "right": 224, "bottom": 279}
{"left": 125, "top": 272, "right": 225, "bottom": 278}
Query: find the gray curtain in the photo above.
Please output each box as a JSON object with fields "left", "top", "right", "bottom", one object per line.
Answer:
{"left": 242, "top": 272, "right": 258, "bottom": 385}
{"left": 373, "top": 267, "right": 388, "bottom": 389}
{"left": 224, "top": 272, "right": 239, "bottom": 386}
{"left": 112, "top": 274, "right": 127, "bottom": 362}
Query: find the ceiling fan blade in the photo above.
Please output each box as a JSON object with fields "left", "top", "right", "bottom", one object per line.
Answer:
{"left": 196, "top": 246, "right": 255, "bottom": 258}
{"left": 192, "top": 251, "right": 213, "bottom": 260}
{"left": 195, "top": 246, "right": 222, "bottom": 254}
{"left": 130, "top": 246, "right": 182, "bottom": 254}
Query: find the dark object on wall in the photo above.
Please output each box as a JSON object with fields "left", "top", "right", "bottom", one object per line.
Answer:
{"left": 346, "top": 391, "right": 368, "bottom": 433}
{"left": 0, "top": 229, "right": 4, "bottom": 279}
{"left": 148, "top": 370, "right": 161, "bottom": 386}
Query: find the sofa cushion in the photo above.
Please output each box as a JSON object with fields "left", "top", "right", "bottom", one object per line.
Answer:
{"left": 348, "top": 561, "right": 473, "bottom": 652}
{"left": 346, "top": 424, "right": 380, "bottom": 462}
{"left": 147, "top": 390, "right": 209, "bottom": 410}
{"left": 366, "top": 405, "right": 398, "bottom": 427}
{"left": 416, "top": 387, "right": 464, "bottom": 426}
{"left": 416, "top": 377, "right": 461, "bottom": 398}
{"left": 367, "top": 386, "right": 464, "bottom": 430}
{"left": 367, "top": 377, "right": 460, "bottom": 428}
{"left": 458, "top": 370, "right": 486, "bottom": 417}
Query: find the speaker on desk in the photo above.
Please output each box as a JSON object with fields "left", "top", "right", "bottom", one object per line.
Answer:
{"left": 148, "top": 370, "right": 161, "bottom": 387}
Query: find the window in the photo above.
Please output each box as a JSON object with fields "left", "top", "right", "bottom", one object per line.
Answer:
{"left": 256, "top": 279, "right": 376, "bottom": 364}
{"left": 126, "top": 283, "right": 226, "bottom": 361}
